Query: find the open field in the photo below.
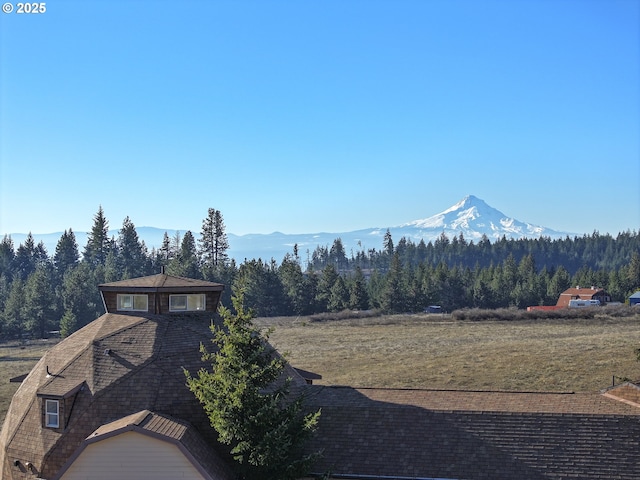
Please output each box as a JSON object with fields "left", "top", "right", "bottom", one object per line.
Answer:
{"left": 0, "top": 339, "right": 57, "bottom": 425}
{"left": 1, "top": 312, "right": 639, "bottom": 425}
{"left": 256, "top": 312, "right": 640, "bottom": 393}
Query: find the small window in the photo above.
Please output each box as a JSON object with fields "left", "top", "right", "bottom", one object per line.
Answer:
{"left": 45, "top": 399, "right": 59, "bottom": 428}
{"left": 169, "top": 294, "right": 206, "bottom": 312}
{"left": 169, "top": 295, "right": 187, "bottom": 311}
{"left": 117, "top": 294, "right": 148, "bottom": 312}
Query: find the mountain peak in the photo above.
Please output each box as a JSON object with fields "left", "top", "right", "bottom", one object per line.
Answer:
{"left": 446, "top": 195, "right": 487, "bottom": 213}
{"left": 400, "top": 195, "right": 567, "bottom": 241}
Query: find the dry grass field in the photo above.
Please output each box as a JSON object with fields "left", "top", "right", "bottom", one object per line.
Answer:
{"left": 1, "top": 312, "right": 639, "bottom": 426}
{"left": 0, "top": 339, "right": 57, "bottom": 425}
{"left": 256, "top": 312, "right": 640, "bottom": 393}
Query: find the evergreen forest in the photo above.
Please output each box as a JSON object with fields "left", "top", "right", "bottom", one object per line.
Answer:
{"left": 0, "top": 207, "right": 639, "bottom": 340}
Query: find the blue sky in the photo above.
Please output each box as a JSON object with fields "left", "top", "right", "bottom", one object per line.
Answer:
{"left": 1, "top": 0, "right": 638, "bottom": 238}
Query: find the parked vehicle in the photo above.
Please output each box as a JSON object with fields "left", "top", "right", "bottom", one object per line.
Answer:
{"left": 568, "top": 299, "right": 601, "bottom": 308}
{"left": 425, "top": 305, "right": 443, "bottom": 313}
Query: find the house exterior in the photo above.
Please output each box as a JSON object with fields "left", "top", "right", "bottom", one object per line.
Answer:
{"left": 2, "top": 272, "right": 640, "bottom": 479}
{"left": 0, "top": 273, "right": 241, "bottom": 480}
{"left": 630, "top": 291, "right": 640, "bottom": 306}
{"left": 556, "top": 286, "right": 610, "bottom": 307}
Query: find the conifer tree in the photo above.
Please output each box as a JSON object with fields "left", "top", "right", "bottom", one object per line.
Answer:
{"left": 315, "top": 264, "right": 339, "bottom": 312}
{"left": 380, "top": 253, "right": 404, "bottom": 313}
{"left": 61, "top": 262, "right": 101, "bottom": 333}
{"left": 383, "top": 229, "right": 394, "bottom": 255}
{"left": 22, "top": 266, "right": 57, "bottom": 338}
{"left": 0, "top": 235, "right": 15, "bottom": 278}
{"left": 54, "top": 229, "right": 80, "bottom": 278}
{"left": 328, "top": 275, "right": 349, "bottom": 312}
{"left": 14, "top": 233, "right": 37, "bottom": 280}
{"left": 59, "top": 310, "right": 79, "bottom": 338}
{"left": 278, "top": 253, "right": 308, "bottom": 315}
{"left": 185, "top": 289, "right": 321, "bottom": 480}
{"left": 627, "top": 252, "right": 640, "bottom": 292}
{"left": 199, "top": 208, "right": 229, "bottom": 270}
{"left": 168, "top": 231, "right": 200, "bottom": 278}
{"left": 158, "top": 231, "right": 173, "bottom": 264}
{"left": 329, "top": 238, "right": 347, "bottom": 271}
{"left": 2, "top": 279, "right": 25, "bottom": 337}
{"left": 84, "top": 206, "right": 111, "bottom": 267}
{"left": 348, "top": 266, "right": 369, "bottom": 310}
{"left": 117, "top": 216, "right": 147, "bottom": 278}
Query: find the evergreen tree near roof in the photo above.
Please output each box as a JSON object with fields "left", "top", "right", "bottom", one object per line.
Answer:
{"left": 54, "top": 229, "right": 80, "bottom": 278}
{"left": 61, "top": 262, "right": 101, "bottom": 334}
{"left": 199, "top": 208, "right": 229, "bottom": 269}
{"left": 84, "top": 206, "right": 111, "bottom": 267}
{"left": 59, "top": 310, "right": 78, "bottom": 339}
{"left": 158, "top": 231, "right": 173, "bottom": 264}
{"left": 22, "top": 266, "right": 57, "bottom": 338}
{"left": 185, "top": 288, "right": 321, "bottom": 480}
{"left": 117, "top": 216, "right": 148, "bottom": 279}
{"left": 168, "top": 230, "right": 200, "bottom": 279}
{"left": 14, "top": 233, "right": 36, "bottom": 280}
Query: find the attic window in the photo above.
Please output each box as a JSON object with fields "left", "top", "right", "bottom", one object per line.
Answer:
{"left": 45, "top": 399, "right": 59, "bottom": 428}
{"left": 117, "top": 294, "right": 148, "bottom": 312}
{"left": 169, "top": 294, "right": 206, "bottom": 312}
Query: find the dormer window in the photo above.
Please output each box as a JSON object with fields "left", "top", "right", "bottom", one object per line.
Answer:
{"left": 38, "top": 379, "right": 84, "bottom": 430}
{"left": 117, "top": 294, "right": 148, "bottom": 312}
{"left": 45, "top": 399, "right": 59, "bottom": 428}
{"left": 169, "top": 294, "right": 206, "bottom": 312}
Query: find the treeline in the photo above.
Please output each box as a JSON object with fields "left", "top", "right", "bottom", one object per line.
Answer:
{"left": 308, "top": 229, "right": 639, "bottom": 275}
{"left": 0, "top": 206, "right": 234, "bottom": 340}
{"left": 0, "top": 206, "right": 639, "bottom": 341}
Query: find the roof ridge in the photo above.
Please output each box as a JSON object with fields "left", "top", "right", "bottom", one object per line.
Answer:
{"left": 602, "top": 391, "right": 640, "bottom": 409}
{"left": 93, "top": 314, "right": 152, "bottom": 342}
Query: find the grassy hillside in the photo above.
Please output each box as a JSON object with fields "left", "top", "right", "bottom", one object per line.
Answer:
{"left": 257, "top": 312, "right": 640, "bottom": 393}
{"left": 1, "top": 312, "right": 639, "bottom": 425}
{"left": 0, "top": 339, "right": 56, "bottom": 425}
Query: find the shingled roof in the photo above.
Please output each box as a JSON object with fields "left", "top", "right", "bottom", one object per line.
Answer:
{"left": 301, "top": 386, "right": 640, "bottom": 479}
{"left": 99, "top": 273, "right": 224, "bottom": 292}
{"left": 0, "top": 311, "right": 237, "bottom": 479}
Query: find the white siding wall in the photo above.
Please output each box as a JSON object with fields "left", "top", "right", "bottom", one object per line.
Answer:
{"left": 60, "top": 431, "right": 206, "bottom": 480}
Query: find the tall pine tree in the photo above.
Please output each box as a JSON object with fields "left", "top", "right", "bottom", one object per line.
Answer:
{"left": 84, "top": 206, "right": 111, "bottom": 267}
{"left": 54, "top": 229, "right": 80, "bottom": 279}
{"left": 199, "top": 208, "right": 229, "bottom": 270}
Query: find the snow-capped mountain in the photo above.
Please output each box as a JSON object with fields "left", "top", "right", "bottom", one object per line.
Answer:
{"left": 5, "top": 196, "right": 574, "bottom": 264}
{"left": 397, "top": 194, "right": 566, "bottom": 242}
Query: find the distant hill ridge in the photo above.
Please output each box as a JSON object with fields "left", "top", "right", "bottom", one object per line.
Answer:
{"left": 4, "top": 195, "right": 576, "bottom": 263}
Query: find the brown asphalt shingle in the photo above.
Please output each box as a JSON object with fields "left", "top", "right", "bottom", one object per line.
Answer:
{"left": 99, "top": 273, "right": 224, "bottom": 290}
{"left": 302, "top": 386, "right": 640, "bottom": 479}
